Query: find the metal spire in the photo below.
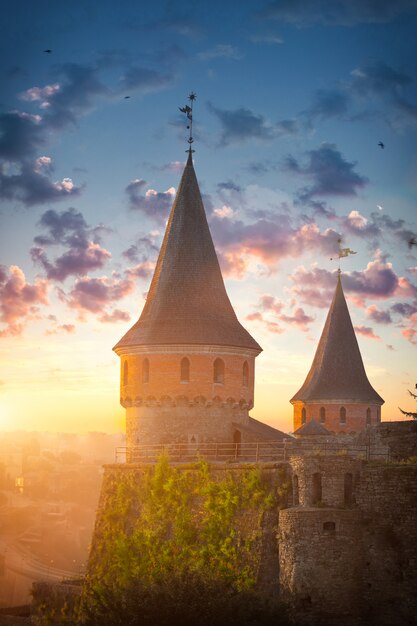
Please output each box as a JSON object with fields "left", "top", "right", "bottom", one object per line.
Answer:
{"left": 179, "top": 92, "right": 196, "bottom": 155}
{"left": 330, "top": 237, "right": 357, "bottom": 273}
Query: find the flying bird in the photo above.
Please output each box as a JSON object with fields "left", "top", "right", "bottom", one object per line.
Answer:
{"left": 378, "top": 141, "right": 384, "bottom": 149}
{"left": 377, "top": 205, "right": 384, "bottom": 211}
{"left": 408, "top": 237, "right": 416, "bottom": 249}
{"left": 124, "top": 96, "right": 131, "bottom": 99}
{"left": 43, "top": 49, "right": 52, "bottom": 54}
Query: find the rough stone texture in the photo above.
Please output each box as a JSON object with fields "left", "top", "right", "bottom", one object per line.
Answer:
{"left": 354, "top": 420, "right": 417, "bottom": 460}
{"left": 356, "top": 464, "right": 417, "bottom": 625}
{"left": 278, "top": 508, "right": 363, "bottom": 623}
{"left": 278, "top": 454, "right": 417, "bottom": 625}
{"left": 288, "top": 455, "right": 363, "bottom": 508}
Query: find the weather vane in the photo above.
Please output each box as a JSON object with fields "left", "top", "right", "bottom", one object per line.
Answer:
{"left": 179, "top": 92, "right": 196, "bottom": 154}
{"left": 330, "top": 237, "right": 357, "bottom": 273}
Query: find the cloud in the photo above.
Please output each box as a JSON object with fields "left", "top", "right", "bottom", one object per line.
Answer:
{"left": 198, "top": 44, "right": 243, "bottom": 61}
{"left": 98, "top": 309, "right": 131, "bottom": 323}
{"left": 354, "top": 325, "right": 381, "bottom": 340}
{"left": 289, "top": 259, "right": 402, "bottom": 308}
{"left": 210, "top": 213, "right": 340, "bottom": 274}
{"left": 0, "top": 157, "right": 82, "bottom": 206}
{"left": 122, "top": 236, "right": 159, "bottom": 263}
{"left": 247, "top": 293, "right": 314, "bottom": 334}
{"left": 46, "top": 323, "right": 76, "bottom": 336}
{"left": 208, "top": 102, "right": 297, "bottom": 146}
{"left": 21, "top": 64, "right": 108, "bottom": 130}
{"left": 31, "top": 208, "right": 111, "bottom": 281}
{"left": 303, "top": 88, "right": 351, "bottom": 125}
{"left": 63, "top": 276, "right": 135, "bottom": 316}
{"left": 0, "top": 111, "right": 44, "bottom": 161}
{"left": 285, "top": 143, "right": 368, "bottom": 200}
{"left": 366, "top": 304, "right": 393, "bottom": 325}
{"left": 125, "top": 179, "right": 175, "bottom": 223}
{"left": 250, "top": 34, "right": 284, "bottom": 44}
{"left": 259, "top": 0, "right": 417, "bottom": 26}
{"left": 119, "top": 67, "right": 173, "bottom": 92}
{"left": 0, "top": 265, "right": 48, "bottom": 336}
{"left": 125, "top": 261, "right": 155, "bottom": 280}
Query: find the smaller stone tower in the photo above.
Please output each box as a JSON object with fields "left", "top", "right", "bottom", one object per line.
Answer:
{"left": 113, "top": 152, "right": 263, "bottom": 456}
{"left": 290, "top": 273, "right": 384, "bottom": 434}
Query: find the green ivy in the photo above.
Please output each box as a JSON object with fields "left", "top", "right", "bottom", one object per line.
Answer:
{"left": 83, "top": 457, "right": 289, "bottom": 616}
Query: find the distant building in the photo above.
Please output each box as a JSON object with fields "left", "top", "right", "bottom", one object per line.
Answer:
{"left": 290, "top": 273, "right": 384, "bottom": 433}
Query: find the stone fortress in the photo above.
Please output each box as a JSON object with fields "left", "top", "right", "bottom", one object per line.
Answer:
{"left": 94, "top": 148, "right": 417, "bottom": 625}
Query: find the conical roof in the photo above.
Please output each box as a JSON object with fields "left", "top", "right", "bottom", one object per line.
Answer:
{"left": 290, "top": 274, "right": 384, "bottom": 404}
{"left": 114, "top": 153, "right": 261, "bottom": 352}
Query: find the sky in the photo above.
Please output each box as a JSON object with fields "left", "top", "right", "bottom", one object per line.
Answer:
{"left": 0, "top": 0, "right": 417, "bottom": 434}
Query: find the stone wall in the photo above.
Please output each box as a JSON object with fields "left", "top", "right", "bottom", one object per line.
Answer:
{"left": 288, "top": 455, "right": 363, "bottom": 508}
{"left": 278, "top": 457, "right": 417, "bottom": 625}
{"left": 354, "top": 420, "right": 417, "bottom": 460}
{"left": 279, "top": 508, "right": 363, "bottom": 623}
{"left": 357, "top": 464, "right": 417, "bottom": 625}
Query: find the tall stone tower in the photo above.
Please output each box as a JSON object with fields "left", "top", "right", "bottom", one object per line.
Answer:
{"left": 114, "top": 152, "right": 264, "bottom": 456}
{"left": 290, "top": 273, "right": 384, "bottom": 434}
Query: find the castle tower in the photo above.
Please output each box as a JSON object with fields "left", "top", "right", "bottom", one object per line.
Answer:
{"left": 114, "top": 152, "right": 263, "bottom": 455}
{"left": 290, "top": 273, "right": 384, "bottom": 434}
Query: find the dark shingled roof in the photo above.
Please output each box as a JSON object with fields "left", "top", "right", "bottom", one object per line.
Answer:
{"left": 233, "top": 418, "right": 291, "bottom": 441}
{"left": 290, "top": 275, "right": 384, "bottom": 404}
{"left": 114, "top": 153, "right": 261, "bottom": 352}
{"left": 294, "top": 419, "right": 331, "bottom": 436}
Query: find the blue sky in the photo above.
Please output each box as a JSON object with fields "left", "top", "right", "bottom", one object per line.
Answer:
{"left": 0, "top": 0, "right": 416, "bottom": 433}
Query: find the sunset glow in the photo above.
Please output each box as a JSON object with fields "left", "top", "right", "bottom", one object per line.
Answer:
{"left": 1, "top": 0, "right": 416, "bottom": 435}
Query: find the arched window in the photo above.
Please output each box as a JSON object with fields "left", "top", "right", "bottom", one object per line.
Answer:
{"left": 366, "top": 407, "right": 371, "bottom": 425}
{"left": 180, "top": 357, "right": 190, "bottom": 382}
{"left": 213, "top": 358, "right": 225, "bottom": 384}
{"left": 312, "top": 473, "right": 322, "bottom": 505}
{"left": 293, "top": 475, "right": 299, "bottom": 506}
{"left": 123, "top": 360, "right": 128, "bottom": 386}
{"left": 344, "top": 473, "right": 354, "bottom": 507}
{"left": 301, "top": 407, "right": 306, "bottom": 424}
{"left": 340, "top": 406, "right": 346, "bottom": 424}
{"left": 142, "top": 358, "right": 149, "bottom": 383}
{"left": 319, "top": 407, "right": 326, "bottom": 423}
{"left": 242, "top": 361, "right": 249, "bottom": 387}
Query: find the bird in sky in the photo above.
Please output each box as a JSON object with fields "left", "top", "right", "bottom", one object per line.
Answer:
{"left": 377, "top": 205, "right": 384, "bottom": 211}
{"left": 408, "top": 237, "right": 416, "bottom": 249}
{"left": 378, "top": 141, "right": 385, "bottom": 149}
{"left": 124, "top": 96, "right": 130, "bottom": 99}
{"left": 43, "top": 49, "right": 52, "bottom": 54}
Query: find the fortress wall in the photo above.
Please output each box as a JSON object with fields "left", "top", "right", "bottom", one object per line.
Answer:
{"left": 125, "top": 402, "right": 249, "bottom": 449}
{"left": 278, "top": 508, "right": 363, "bottom": 621}
{"left": 357, "top": 464, "right": 417, "bottom": 625}
{"left": 289, "top": 455, "right": 363, "bottom": 508}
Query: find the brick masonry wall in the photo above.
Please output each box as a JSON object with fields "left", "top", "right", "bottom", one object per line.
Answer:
{"left": 120, "top": 352, "right": 255, "bottom": 408}
{"left": 293, "top": 401, "right": 381, "bottom": 433}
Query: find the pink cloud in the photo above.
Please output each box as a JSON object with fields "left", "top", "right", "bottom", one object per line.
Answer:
{"left": 64, "top": 276, "right": 135, "bottom": 316}
{"left": 354, "top": 325, "right": 381, "bottom": 340}
{"left": 247, "top": 293, "right": 314, "bottom": 334}
{"left": 98, "top": 309, "right": 131, "bottom": 323}
{"left": 0, "top": 265, "right": 48, "bottom": 336}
